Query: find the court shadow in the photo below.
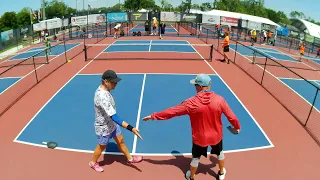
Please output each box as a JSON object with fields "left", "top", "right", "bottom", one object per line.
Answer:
{"left": 143, "top": 150, "right": 218, "bottom": 179}
{"left": 98, "top": 142, "right": 142, "bottom": 172}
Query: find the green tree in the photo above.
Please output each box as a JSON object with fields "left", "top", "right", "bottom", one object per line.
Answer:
{"left": 45, "top": 0, "right": 76, "bottom": 19}
{"left": 16, "top": 8, "right": 32, "bottom": 27}
{"left": 0, "top": 12, "right": 18, "bottom": 31}
{"left": 123, "top": 0, "right": 159, "bottom": 12}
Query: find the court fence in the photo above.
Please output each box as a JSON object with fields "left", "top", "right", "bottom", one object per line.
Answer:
{"left": 0, "top": 38, "right": 83, "bottom": 117}
{"left": 227, "top": 41, "right": 320, "bottom": 146}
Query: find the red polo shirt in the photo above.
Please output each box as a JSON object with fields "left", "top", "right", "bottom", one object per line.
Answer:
{"left": 151, "top": 91, "right": 241, "bottom": 147}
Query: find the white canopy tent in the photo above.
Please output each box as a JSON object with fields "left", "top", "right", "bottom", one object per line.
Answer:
{"left": 190, "top": 9, "right": 281, "bottom": 28}
{"left": 290, "top": 18, "right": 320, "bottom": 39}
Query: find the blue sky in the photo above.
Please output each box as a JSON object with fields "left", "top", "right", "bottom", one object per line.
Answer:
{"left": 0, "top": 0, "right": 319, "bottom": 22}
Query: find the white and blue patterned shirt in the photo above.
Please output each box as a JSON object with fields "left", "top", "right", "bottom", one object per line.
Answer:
{"left": 94, "top": 86, "right": 117, "bottom": 136}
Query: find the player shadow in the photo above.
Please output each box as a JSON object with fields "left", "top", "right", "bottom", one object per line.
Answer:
{"left": 143, "top": 150, "right": 219, "bottom": 179}
{"left": 98, "top": 142, "right": 142, "bottom": 172}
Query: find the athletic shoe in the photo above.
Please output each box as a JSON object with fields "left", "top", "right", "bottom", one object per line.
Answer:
{"left": 89, "top": 161, "right": 104, "bottom": 172}
{"left": 127, "top": 156, "right": 143, "bottom": 164}
{"left": 218, "top": 168, "right": 226, "bottom": 180}
{"left": 185, "top": 170, "right": 195, "bottom": 180}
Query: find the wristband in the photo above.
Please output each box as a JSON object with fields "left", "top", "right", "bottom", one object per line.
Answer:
{"left": 126, "top": 124, "right": 134, "bottom": 132}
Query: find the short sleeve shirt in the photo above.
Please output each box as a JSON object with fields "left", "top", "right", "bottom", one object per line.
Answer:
{"left": 94, "top": 86, "right": 117, "bottom": 136}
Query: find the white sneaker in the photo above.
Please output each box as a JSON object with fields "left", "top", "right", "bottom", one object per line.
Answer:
{"left": 185, "top": 170, "right": 195, "bottom": 180}
{"left": 218, "top": 168, "right": 226, "bottom": 180}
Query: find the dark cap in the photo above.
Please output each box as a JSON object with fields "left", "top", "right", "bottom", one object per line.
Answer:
{"left": 102, "top": 70, "right": 121, "bottom": 83}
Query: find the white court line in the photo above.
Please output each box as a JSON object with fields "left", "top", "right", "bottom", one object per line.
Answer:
{"left": 13, "top": 140, "right": 273, "bottom": 156}
{"left": 149, "top": 40, "right": 152, "bottom": 52}
{"left": 277, "top": 77, "right": 320, "bottom": 82}
{"left": 13, "top": 41, "right": 115, "bottom": 143}
{"left": 0, "top": 76, "right": 23, "bottom": 79}
{"left": 131, "top": 74, "right": 146, "bottom": 154}
{"left": 190, "top": 43, "right": 275, "bottom": 151}
{"left": 0, "top": 42, "right": 83, "bottom": 96}
{"left": 230, "top": 47, "right": 320, "bottom": 114}
{"left": 0, "top": 76, "right": 23, "bottom": 95}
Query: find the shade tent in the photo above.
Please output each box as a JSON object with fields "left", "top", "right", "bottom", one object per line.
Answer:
{"left": 290, "top": 18, "right": 320, "bottom": 39}
{"left": 190, "top": 9, "right": 281, "bottom": 28}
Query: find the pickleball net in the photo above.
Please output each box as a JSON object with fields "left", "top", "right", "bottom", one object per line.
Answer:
{"left": 84, "top": 43, "right": 214, "bottom": 61}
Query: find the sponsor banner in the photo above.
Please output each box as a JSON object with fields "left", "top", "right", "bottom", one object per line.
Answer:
{"left": 33, "top": 18, "right": 64, "bottom": 31}
{"left": 314, "top": 37, "right": 320, "bottom": 45}
{"left": 46, "top": 18, "right": 63, "bottom": 29}
{"left": 202, "top": 14, "right": 220, "bottom": 24}
{"left": 0, "top": 29, "right": 13, "bottom": 41}
{"left": 220, "top": 16, "right": 238, "bottom": 26}
{"left": 63, "top": 18, "right": 69, "bottom": 26}
{"left": 262, "top": 23, "right": 271, "bottom": 30}
{"left": 71, "top": 14, "right": 106, "bottom": 26}
{"left": 33, "top": 21, "right": 47, "bottom": 31}
{"left": 130, "top": 12, "right": 148, "bottom": 21}
{"left": 160, "top": 12, "right": 180, "bottom": 22}
{"left": 181, "top": 13, "right": 198, "bottom": 22}
{"left": 107, "top": 12, "right": 128, "bottom": 22}
{"left": 247, "top": 21, "right": 261, "bottom": 30}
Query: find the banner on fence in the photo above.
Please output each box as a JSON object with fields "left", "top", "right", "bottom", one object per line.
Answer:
{"left": 160, "top": 12, "right": 180, "bottom": 22}
{"left": 0, "top": 30, "right": 13, "bottom": 41}
{"left": 202, "top": 14, "right": 220, "bottom": 24}
{"left": 71, "top": 14, "right": 106, "bottom": 26}
{"left": 247, "top": 21, "right": 261, "bottom": 30}
{"left": 220, "top": 16, "right": 238, "bottom": 26}
{"left": 180, "top": 13, "right": 199, "bottom": 22}
{"left": 130, "top": 12, "right": 148, "bottom": 21}
{"left": 107, "top": 12, "right": 128, "bottom": 22}
{"left": 314, "top": 37, "right": 320, "bottom": 45}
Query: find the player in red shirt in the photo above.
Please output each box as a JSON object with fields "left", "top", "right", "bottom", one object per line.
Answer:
{"left": 143, "top": 74, "right": 241, "bottom": 180}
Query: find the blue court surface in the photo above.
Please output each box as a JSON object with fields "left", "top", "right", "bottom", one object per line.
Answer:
{"left": 279, "top": 78, "right": 320, "bottom": 111}
{"left": 104, "top": 40, "right": 197, "bottom": 53}
{"left": 15, "top": 73, "right": 272, "bottom": 155}
{"left": 0, "top": 77, "right": 21, "bottom": 94}
{"left": 9, "top": 43, "right": 81, "bottom": 61}
{"left": 229, "top": 44, "right": 300, "bottom": 62}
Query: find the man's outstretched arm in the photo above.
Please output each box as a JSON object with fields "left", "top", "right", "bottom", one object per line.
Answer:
{"left": 143, "top": 103, "right": 188, "bottom": 121}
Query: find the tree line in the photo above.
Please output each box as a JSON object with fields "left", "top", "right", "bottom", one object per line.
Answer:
{"left": 0, "top": 0, "right": 319, "bottom": 32}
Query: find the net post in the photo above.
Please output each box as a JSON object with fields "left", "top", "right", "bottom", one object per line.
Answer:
{"left": 210, "top": 44, "right": 213, "bottom": 62}
{"left": 305, "top": 88, "right": 319, "bottom": 126}
{"left": 63, "top": 40, "right": 68, "bottom": 63}
{"left": 232, "top": 42, "right": 238, "bottom": 64}
{"left": 260, "top": 57, "right": 268, "bottom": 85}
{"left": 84, "top": 45, "right": 87, "bottom": 61}
{"left": 32, "top": 56, "right": 39, "bottom": 83}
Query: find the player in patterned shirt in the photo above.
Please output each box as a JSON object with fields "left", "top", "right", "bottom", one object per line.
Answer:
{"left": 89, "top": 70, "right": 143, "bottom": 172}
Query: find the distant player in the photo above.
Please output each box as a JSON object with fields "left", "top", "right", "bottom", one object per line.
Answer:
{"left": 159, "top": 22, "right": 166, "bottom": 39}
{"left": 300, "top": 43, "right": 305, "bottom": 56}
{"left": 251, "top": 29, "right": 257, "bottom": 46}
{"left": 113, "top": 23, "right": 122, "bottom": 39}
{"left": 151, "top": 17, "right": 158, "bottom": 35}
{"left": 45, "top": 36, "right": 51, "bottom": 55}
{"left": 220, "top": 31, "right": 230, "bottom": 63}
